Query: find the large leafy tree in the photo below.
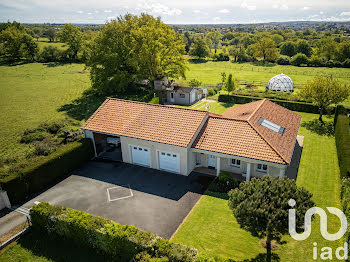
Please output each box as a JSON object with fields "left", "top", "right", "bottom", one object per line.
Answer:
{"left": 0, "top": 23, "right": 38, "bottom": 61}
{"left": 296, "top": 39, "right": 312, "bottom": 57}
{"left": 280, "top": 41, "right": 296, "bottom": 57}
{"left": 251, "top": 37, "right": 279, "bottom": 62}
{"left": 189, "top": 37, "right": 210, "bottom": 59}
{"left": 205, "top": 30, "right": 222, "bottom": 53}
{"left": 58, "top": 24, "right": 83, "bottom": 60}
{"left": 228, "top": 176, "right": 314, "bottom": 261}
{"left": 85, "top": 14, "right": 187, "bottom": 95}
{"left": 301, "top": 76, "right": 349, "bottom": 123}
{"left": 45, "top": 28, "right": 56, "bottom": 42}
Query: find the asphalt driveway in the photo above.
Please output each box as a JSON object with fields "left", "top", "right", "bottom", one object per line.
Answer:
{"left": 22, "top": 161, "right": 213, "bottom": 239}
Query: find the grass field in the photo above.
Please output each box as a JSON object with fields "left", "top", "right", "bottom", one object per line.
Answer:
{"left": 36, "top": 38, "right": 67, "bottom": 51}
{"left": 0, "top": 62, "right": 344, "bottom": 261}
{"left": 0, "top": 63, "right": 90, "bottom": 168}
{"left": 180, "top": 61, "right": 350, "bottom": 105}
{"left": 172, "top": 112, "right": 342, "bottom": 261}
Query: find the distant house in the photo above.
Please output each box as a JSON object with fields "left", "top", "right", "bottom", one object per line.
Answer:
{"left": 154, "top": 76, "right": 207, "bottom": 106}
{"left": 83, "top": 98, "right": 302, "bottom": 181}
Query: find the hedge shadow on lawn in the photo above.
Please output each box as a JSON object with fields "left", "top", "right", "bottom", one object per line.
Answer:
{"left": 301, "top": 119, "right": 335, "bottom": 136}
{"left": 58, "top": 89, "right": 106, "bottom": 121}
{"left": 240, "top": 253, "right": 280, "bottom": 262}
{"left": 13, "top": 229, "right": 112, "bottom": 262}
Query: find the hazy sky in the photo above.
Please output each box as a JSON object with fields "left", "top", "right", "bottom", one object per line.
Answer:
{"left": 1, "top": 0, "right": 350, "bottom": 24}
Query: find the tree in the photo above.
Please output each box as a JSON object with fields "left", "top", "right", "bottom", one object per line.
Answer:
{"left": 0, "top": 26, "right": 25, "bottom": 60}
{"left": 315, "top": 38, "right": 337, "bottom": 61}
{"left": 40, "top": 46, "right": 62, "bottom": 62}
{"left": 188, "top": 79, "right": 201, "bottom": 88}
{"left": 58, "top": 24, "right": 83, "bottom": 60}
{"left": 189, "top": 37, "right": 210, "bottom": 59}
{"left": 86, "top": 14, "right": 187, "bottom": 95}
{"left": 0, "top": 24, "right": 37, "bottom": 61}
{"left": 224, "top": 73, "right": 236, "bottom": 93}
{"left": 251, "top": 37, "right": 279, "bottom": 62}
{"left": 301, "top": 76, "right": 350, "bottom": 123}
{"left": 280, "top": 41, "right": 296, "bottom": 57}
{"left": 291, "top": 53, "right": 308, "bottom": 66}
{"left": 271, "top": 34, "right": 284, "bottom": 46}
{"left": 228, "top": 176, "right": 314, "bottom": 261}
{"left": 296, "top": 39, "right": 312, "bottom": 57}
{"left": 22, "top": 34, "right": 38, "bottom": 61}
{"left": 337, "top": 41, "right": 350, "bottom": 62}
{"left": 205, "top": 31, "right": 222, "bottom": 53}
{"left": 45, "top": 28, "right": 56, "bottom": 42}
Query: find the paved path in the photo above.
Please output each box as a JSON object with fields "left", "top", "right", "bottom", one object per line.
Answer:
{"left": 0, "top": 210, "right": 28, "bottom": 239}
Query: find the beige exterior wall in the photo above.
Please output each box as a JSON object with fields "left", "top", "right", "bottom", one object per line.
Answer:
{"left": 193, "top": 151, "right": 285, "bottom": 179}
{"left": 120, "top": 136, "right": 190, "bottom": 176}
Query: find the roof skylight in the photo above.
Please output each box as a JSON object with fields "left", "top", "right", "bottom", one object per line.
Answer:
{"left": 258, "top": 118, "right": 285, "bottom": 135}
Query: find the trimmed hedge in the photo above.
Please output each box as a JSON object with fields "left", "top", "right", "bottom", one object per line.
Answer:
{"left": 218, "top": 94, "right": 335, "bottom": 114}
{"left": 30, "top": 203, "right": 197, "bottom": 262}
{"left": 335, "top": 115, "right": 350, "bottom": 179}
{"left": 0, "top": 139, "right": 94, "bottom": 204}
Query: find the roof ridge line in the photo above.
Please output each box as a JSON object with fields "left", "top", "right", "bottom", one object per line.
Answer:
{"left": 246, "top": 120, "right": 288, "bottom": 165}
{"left": 105, "top": 97, "right": 209, "bottom": 114}
{"left": 82, "top": 98, "right": 111, "bottom": 129}
{"left": 246, "top": 98, "right": 266, "bottom": 122}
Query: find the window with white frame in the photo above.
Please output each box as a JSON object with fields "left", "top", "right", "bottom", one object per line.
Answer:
{"left": 257, "top": 164, "right": 268, "bottom": 173}
{"left": 179, "top": 93, "right": 185, "bottom": 98}
{"left": 231, "top": 159, "right": 241, "bottom": 167}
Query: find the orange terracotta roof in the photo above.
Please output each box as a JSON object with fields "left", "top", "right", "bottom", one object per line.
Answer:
{"left": 211, "top": 99, "right": 301, "bottom": 164}
{"left": 192, "top": 117, "right": 285, "bottom": 164}
{"left": 83, "top": 98, "right": 208, "bottom": 147}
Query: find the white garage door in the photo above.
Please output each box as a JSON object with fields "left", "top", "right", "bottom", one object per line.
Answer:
{"left": 159, "top": 151, "right": 180, "bottom": 173}
{"left": 131, "top": 146, "right": 150, "bottom": 167}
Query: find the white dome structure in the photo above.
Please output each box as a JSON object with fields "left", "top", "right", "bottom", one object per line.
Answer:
{"left": 267, "top": 73, "right": 294, "bottom": 93}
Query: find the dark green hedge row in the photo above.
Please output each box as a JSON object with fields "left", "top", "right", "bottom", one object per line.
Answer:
{"left": 31, "top": 203, "right": 197, "bottom": 262}
{"left": 218, "top": 94, "right": 336, "bottom": 114}
{"left": 0, "top": 139, "right": 94, "bottom": 204}
{"left": 335, "top": 115, "right": 350, "bottom": 179}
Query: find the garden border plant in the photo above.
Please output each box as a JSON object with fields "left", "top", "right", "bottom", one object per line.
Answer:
{"left": 30, "top": 202, "right": 197, "bottom": 262}
{"left": 218, "top": 94, "right": 335, "bottom": 114}
{"left": 0, "top": 138, "right": 94, "bottom": 204}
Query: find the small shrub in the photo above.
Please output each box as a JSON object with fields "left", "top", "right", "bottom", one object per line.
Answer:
{"left": 215, "top": 53, "right": 230, "bottom": 61}
{"left": 207, "top": 88, "right": 218, "bottom": 96}
{"left": 134, "top": 252, "right": 169, "bottom": 262}
{"left": 276, "top": 56, "right": 290, "bottom": 65}
{"left": 20, "top": 130, "right": 50, "bottom": 143}
{"left": 188, "top": 79, "right": 202, "bottom": 88}
{"left": 208, "top": 171, "right": 241, "bottom": 193}
{"left": 291, "top": 53, "right": 309, "bottom": 66}
{"left": 33, "top": 137, "right": 57, "bottom": 156}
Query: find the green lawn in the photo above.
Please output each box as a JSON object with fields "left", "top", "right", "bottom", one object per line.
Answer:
{"left": 36, "top": 38, "right": 67, "bottom": 51}
{"left": 0, "top": 63, "right": 90, "bottom": 170}
{"left": 177, "top": 100, "right": 234, "bottom": 115}
{"left": 0, "top": 230, "right": 109, "bottom": 262}
{"left": 172, "top": 111, "right": 342, "bottom": 261}
{"left": 180, "top": 61, "right": 350, "bottom": 106}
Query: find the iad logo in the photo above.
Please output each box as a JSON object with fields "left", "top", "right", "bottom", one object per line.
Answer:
{"left": 288, "top": 199, "right": 348, "bottom": 260}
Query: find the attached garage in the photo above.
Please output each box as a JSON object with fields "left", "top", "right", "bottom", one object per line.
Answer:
{"left": 131, "top": 146, "right": 150, "bottom": 167}
{"left": 158, "top": 151, "right": 180, "bottom": 173}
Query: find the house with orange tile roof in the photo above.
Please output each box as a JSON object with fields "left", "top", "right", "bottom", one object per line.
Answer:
{"left": 82, "top": 98, "right": 302, "bottom": 181}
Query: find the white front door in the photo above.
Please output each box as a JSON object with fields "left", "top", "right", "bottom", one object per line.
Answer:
{"left": 208, "top": 155, "right": 216, "bottom": 168}
{"left": 170, "top": 92, "right": 175, "bottom": 102}
{"left": 159, "top": 151, "right": 180, "bottom": 173}
{"left": 131, "top": 146, "right": 150, "bottom": 167}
